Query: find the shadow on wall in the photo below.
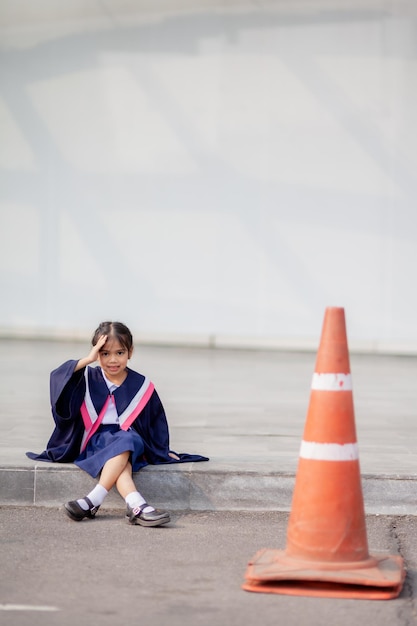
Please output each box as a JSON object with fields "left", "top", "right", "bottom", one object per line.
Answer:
{"left": 1, "top": 3, "right": 416, "bottom": 344}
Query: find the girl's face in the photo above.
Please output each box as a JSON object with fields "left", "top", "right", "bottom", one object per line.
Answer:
{"left": 97, "top": 337, "right": 132, "bottom": 382}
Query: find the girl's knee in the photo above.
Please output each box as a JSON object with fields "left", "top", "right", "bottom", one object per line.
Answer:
{"left": 104, "top": 452, "right": 130, "bottom": 471}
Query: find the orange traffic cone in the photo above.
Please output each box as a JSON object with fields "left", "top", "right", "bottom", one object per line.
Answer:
{"left": 242, "top": 307, "right": 405, "bottom": 599}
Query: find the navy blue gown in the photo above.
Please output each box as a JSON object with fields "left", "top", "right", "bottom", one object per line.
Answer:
{"left": 26, "top": 360, "right": 208, "bottom": 477}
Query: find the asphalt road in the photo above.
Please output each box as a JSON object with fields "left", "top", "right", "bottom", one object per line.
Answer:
{"left": 1, "top": 507, "right": 416, "bottom": 626}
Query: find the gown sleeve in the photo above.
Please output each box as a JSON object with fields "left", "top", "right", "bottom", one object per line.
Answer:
{"left": 26, "top": 360, "right": 86, "bottom": 463}
{"left": 132, "top": 389, "right": 209, "bottom": 466}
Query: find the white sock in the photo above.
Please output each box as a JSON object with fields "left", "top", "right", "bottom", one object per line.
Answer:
{"left": 125, "top": 491, "right": 154, "bottom": 513}
{"left": 77, "top": 484, "right": 108, "bottom": 510}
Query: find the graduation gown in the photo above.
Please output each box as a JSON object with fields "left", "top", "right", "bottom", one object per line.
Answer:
{"left": 26, "top": 360, "right": 208, "bottom": 470}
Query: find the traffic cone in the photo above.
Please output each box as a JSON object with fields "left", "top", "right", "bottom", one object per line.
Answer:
{"left": 242, "top": 307, "right": 405, "bottom": 599}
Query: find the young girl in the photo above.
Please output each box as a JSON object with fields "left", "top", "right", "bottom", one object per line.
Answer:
{"left": 27, "top": 321, "right": 208, "bottom": 527}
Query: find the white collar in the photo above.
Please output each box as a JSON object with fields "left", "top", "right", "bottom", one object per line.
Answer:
{"left": 101, "top": 369, "right": 119, "bottom": 393}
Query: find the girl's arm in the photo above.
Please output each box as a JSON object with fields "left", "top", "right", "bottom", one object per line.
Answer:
{"left": 74, "top": 334, "right": 107, "bottom": 372}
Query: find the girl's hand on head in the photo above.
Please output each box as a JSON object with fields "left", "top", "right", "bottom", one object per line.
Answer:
{"left": 74, "top": 335, "right": 108, "bottom": 372}
{"left": 88, "top": 334, "right": 107, "bottom": 363}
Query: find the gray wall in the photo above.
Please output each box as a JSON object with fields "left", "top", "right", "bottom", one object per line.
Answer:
{"left": 1, "top": 1, "right": 416, "bottom": 352}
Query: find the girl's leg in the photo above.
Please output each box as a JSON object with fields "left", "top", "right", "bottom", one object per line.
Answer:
{"left": 115, "top": 461, "right": 170, "bottom": 526}
{"left": 98, "top": 451, "right": 130, "bottom": 491}
{"left": 65, "top": 452, "right": 170, "bottom": 526}
{"left": 116, "top": 462, "right": 155, "bottom": 513}
{"left": 100, "top": 455, "right": 161, "bottom": 515}
{"left": 115, "top": 461, "right": 137, "bottom": 499}
{"left": 65, "top": 452, "right": 130, "bottom": 520}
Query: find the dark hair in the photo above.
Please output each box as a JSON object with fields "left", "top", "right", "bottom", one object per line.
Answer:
{"left": 92, "top": 321, "right": 133, "bottom": 352}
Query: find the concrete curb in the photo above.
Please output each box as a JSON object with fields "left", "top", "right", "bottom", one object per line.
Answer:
{"left": 1, "top": 462, "right": 416, "bottom": 516}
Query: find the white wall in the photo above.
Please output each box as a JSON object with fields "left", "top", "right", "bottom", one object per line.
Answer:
{"left": 1, "top": 1, "right": 417, "bottom": 352}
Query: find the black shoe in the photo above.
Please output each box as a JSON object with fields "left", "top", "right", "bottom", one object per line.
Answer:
{"left": 64, "top": 497, "right": 99, "bottom": 521}
{"left": 126, "top": 503, "right": 170, "bottom": 527}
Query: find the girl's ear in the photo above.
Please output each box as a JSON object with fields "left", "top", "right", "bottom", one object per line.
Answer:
{"left": 128, "top": 347, "right": 134, "bottom": 359}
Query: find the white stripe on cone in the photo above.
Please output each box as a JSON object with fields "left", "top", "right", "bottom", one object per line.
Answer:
{"left": 311, "top": 373, "right": 352, "bottom": 391}
{"left": 300, "top": 441, "right": 359, "bottom": 461}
